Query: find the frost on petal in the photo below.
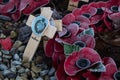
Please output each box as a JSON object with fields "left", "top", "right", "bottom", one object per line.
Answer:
{"left": 0, "top": 0, "right": 15, "bottom": 13}
{"left": 64, "top": 48, "right": 101, "bottom": 76}
{"left": 79, "top": 35, "right": 95, "bottom": 48}
{"left": 62, "top": 13, "right": 75, "bottom": 25}
{"left": 22, "top": 0, "right": 49, "bottom": 15}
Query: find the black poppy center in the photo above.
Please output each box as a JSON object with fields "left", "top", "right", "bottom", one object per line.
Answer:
{"left": 76, "top": 58, "right": 90, "bottom": 69}
{"left": 95, "top": 20, "right": 103, "bottom": 27}
{"left": 106, "top": 15, "right": 112, "bottom": 22}
{"left": 82, "top": 13, "right": 91, "bottom": 18}
{"left": 72, "top": 21, "right": 81, "bottom": 26}
{"left": 96, "top": 8, "right": 104, "bottom": 15}
{"left": 10, "top": 6, "right": 17, "bottom": 13}
{"left": 2, "top": 0, "right": 9, "bottom": 4}
{"left": 62, "top": 29, "right": 71, "bottom": 38}
{"left": 111, "top": 6, "right": 119, "bottom": 12}
{"left": 114, "top": 71, "right": 120, "bottom": 80}
{"left": 74, "top": 41, "right": 86, "bottom": 47}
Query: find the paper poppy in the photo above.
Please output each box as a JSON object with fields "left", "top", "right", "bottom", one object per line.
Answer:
{"left": 22, "top": 0, "right": 49, "bottom": 15}
{"left": 0, "top": 37, "right": 13, "bottom": 51}
{"left": 64, "top": 47, "right": 102, "bottom": 76}
{"left": 99, "top": 57, "right": 118, "bottom": 80}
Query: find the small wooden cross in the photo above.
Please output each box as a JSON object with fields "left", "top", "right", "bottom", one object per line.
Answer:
{"left": 23, "top": 7, "right": 62, "bottom": 62}
{"left": 67, "top": 0, "right": 89, "bottom": 11}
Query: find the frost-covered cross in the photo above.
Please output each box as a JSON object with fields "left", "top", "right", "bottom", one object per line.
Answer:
{"left": 23, "top": 7, "right": 62, "bottom": 62}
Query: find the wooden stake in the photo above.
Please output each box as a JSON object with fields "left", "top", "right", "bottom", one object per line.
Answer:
{"left": 67, "top": 0, "right": 79, "bottom": 11}
{"left": 23, "top": 7, "right": 57, "bottom": 62}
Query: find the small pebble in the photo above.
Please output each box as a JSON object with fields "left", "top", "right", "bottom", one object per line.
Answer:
{"left": 10, "top": 31, "right": 17, "bottom": 38}
{"left": 18, "top": 46, "right": 25, "bottom": 52}
{"left": 35, "top": 77, "right": 43, "bottom": 80}
{"left": 40, "top": 70, "right": 49, "bottom": 76}
{"left": 3, "top": 54, "right": 12, "bottom": 59}
{"left": 50, "top": 76, "right": 56, "bottom": 80}
{"left": 12, "top": 61, "right": 22, "bottom": 66}
{"left": 0, "top": 64, "right": 8, "bottom": 71}
{"left": 1, "top": 50, "right": 9, "bottom": 55}
{"left": 13, "top": 54, "right": 20, "bottom": 60}
{"left": 48, "top": 67, "right": 55, "bottom": 76}
{"left": 18, "top": 68, "right": 25, "bottom": 74}
{"left": 12, "top": 40, "right": 22, "bottom": 49}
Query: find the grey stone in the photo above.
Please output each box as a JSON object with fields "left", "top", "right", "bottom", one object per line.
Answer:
{"left": 48, "top": 67, "right": 55, "bottom": 76}
{"left": 0, "top": 64, "right": 8, "bottom": 71}
{"left": 40, "top": 70, "right": 49, "bottom": 76}
{"left": 12, "top": 40, "right": 22, "bottom": 49}
{"left": 1, "top": 50, "right": 9, "bottom": 54}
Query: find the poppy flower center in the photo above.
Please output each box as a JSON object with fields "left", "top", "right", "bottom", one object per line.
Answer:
{"left": 82, "top": 14, "right": 91, "bottom": 18}
{"left": 72, "top": 21, "right": 81, "bottom": 26}
{"left": 114, "top": 71, "right": 120, "bottom": 80}
{"left": 62, "top": 29, "right": 71, "bottom": 38}
{"left": 106, "top": 15, "right": 112, "bottom": 22}
{"left": 111, "top": 6, "right": 119, "bottom": 12}
{"left": 2, "top": 0, "right": 9, "bottom": 4}
{"left": 76, "top": 58, "right": 90, "bottom": 69}
{"left": 74, "top": 41, "right": 86, "bottom": 47}
{"left": 96, "top": 8, "right": 104, "bottom": 15}
{"left": 10, "top": 6, "right": 17, "bottom": 13}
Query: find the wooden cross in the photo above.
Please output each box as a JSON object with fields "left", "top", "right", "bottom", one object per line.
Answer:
{"left": 23, "top": 7, "right": 62, "bottom": 62}
{"left": 67, "top": 0, "right": 89, "bottom": 11}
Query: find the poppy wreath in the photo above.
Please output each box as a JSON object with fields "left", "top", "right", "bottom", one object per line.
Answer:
{"left": 0, "top": 0, "right": 49, "bottom": 21}
{"left": 45, "top": 0, "right": 120, "bottom": 80}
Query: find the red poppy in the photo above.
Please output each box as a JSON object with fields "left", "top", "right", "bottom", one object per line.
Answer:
{"left": 22, "top": 0, "right": 49, "bottom": 15}
{"left": 64, "top": 47, "right": 102, "bottom": 76}
{"left": 62, "top": 13, "right": 75, "bottom": 26}
{"left": 0, "top": 38, "right": 13, "bottom": 51}
{"left": 99, "top": 57, "right": 118, "bottom": 80}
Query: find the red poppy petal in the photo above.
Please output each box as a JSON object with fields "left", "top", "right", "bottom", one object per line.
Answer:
{"left": 0, "top": 38, "right": 13, "bottom": 51}
{"left": 0, "top": 0, "right": 15, "bottom": 13}
{"left": 99, "top": 76, "right": 114, "bottom": 80}
{"left": 22, "top": 0, "right": 49, "bottom": 15}
{"left": 64, "top": 48, "right": 101, "bottom": 76}
{"left": 54, "top": 41, "right": 64, "bottom": 52}
{"left": 56, "top": 62, "right": 67, "bottom": 80}
{"left": 67, "top": 23, "right": 79, "bottom": 36}
{"left": 45, "top": 39, "right": 54, "bottom": 57}
{"left": 76, "top": 15, "right": 90, "bottom": 24}
{"left": 12, "top": 10, "right": 21, "bottom": 21}
{"left": 83, "top": 71, "right": 99, "bottom": 80}
{"left": 79, "top": 35, "right": 95, "bottom": 48}
{"left": 19, "top": 0, "right": 32, "bottom": 11}
{"left": 72, "top": 8, "right": 81, "bottom": 18}
{"left": 101, "top": 63, "right": 117, "bottom": 77}
{"left": 90, "top": 15, "right": 103, "bottom": 25}
{"left": 102, "top": 57, "right": 116, "bottom": 65}
{"left": 62, "top": 13, "right": 75, "bottom": 25}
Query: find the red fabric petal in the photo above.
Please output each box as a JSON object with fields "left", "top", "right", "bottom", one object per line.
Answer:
{"left": 0, "top": 38, "right": 13, "bottom": 51}
{"left": 76, "top": 15, "right": 90, "bottom": 24}
{"left": 56, "top": 62, "right": 68, "bottom": 80}
{"left": 83, "top": 71, "right": 99, "bottom": 80}
{"left": 45, "top": 39, "right": 54, "bottom": 57}
{"left": 64, "top": 47, "right": 101, "bottom": 76}
{"left": 12, "top": 10, "right": 21, "bottom": 21}
{"left": 19, "top": 0, "right": 32, "bottom": 11}
{"left": 22, "top": 0, "right": 49, "bottom": 15}
{"left": 0, "top": 0, "right": 15, "bottom": 13}
{"left": 67, "top": 23, "right": 79, "bottom": 36}
{"left": 100, "top": 63, "right": 117, "bottom": 79}
{"left": 62, "top": 13, "right": 75, "bottom": 25}
{"left": 54, "top": 41, "right": 64, "bottom": 52}
{"left": 102, "top": 57, "right": 116, "bottom": 66}
{"left": 99, "top": 76, "right": 114, "bottom": 80}
{"left": 79, "top": 35, "right": 95, "bottom": 48}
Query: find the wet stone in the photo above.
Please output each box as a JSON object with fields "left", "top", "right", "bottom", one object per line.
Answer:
{"left": 48, "top": 67, "right": 55, "bottom": 76}
{"left": 35, "top": 77, "right": 43, "bottom": 80}
{"left": 12, "top": 40, "right": 22, "bottom": 49}
{"left": 10, "top": 31, "right": 17, "bottom": 39}
{"left": 18, "top": 46, "right": 25, "bottom": 52}
{"left": 40, "top": 70, "right": 49, "bottom": 76}
{"left": 18, "top": 26, "right": 32, "bottom": 44}
{"left": 18, "top": 68, "right": 25, "bottom": 74}
{"left": 23, "top": 63, "right": 31, "bottom": 68}
{"left": 6, "top": 72, "right": 16, "bottom": 78}
{"left": 0, "top": 33, "right": 6, "bottom": 38}
{"left": 13, "top": 54, "right": 20, "bottom": 61}
{"left": 11, "top": 61, "right": 22, "bottom": 66}
{"left": 0, "top": 52, "right": 2, "bottom": 56}
{"left": 3, "top": 54, "right": 12, "bottom": 59}
{"left": 1, "top": 50, "right": 10, "bottom": 55}
{"left": 44, "top": 75, "right": 50, "bottom": 80}
{"left": 0, "top": 64, "right": 8, "bottom": 71}
{"left": 50, "top": 76, "right": 56, "bottom": 80}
